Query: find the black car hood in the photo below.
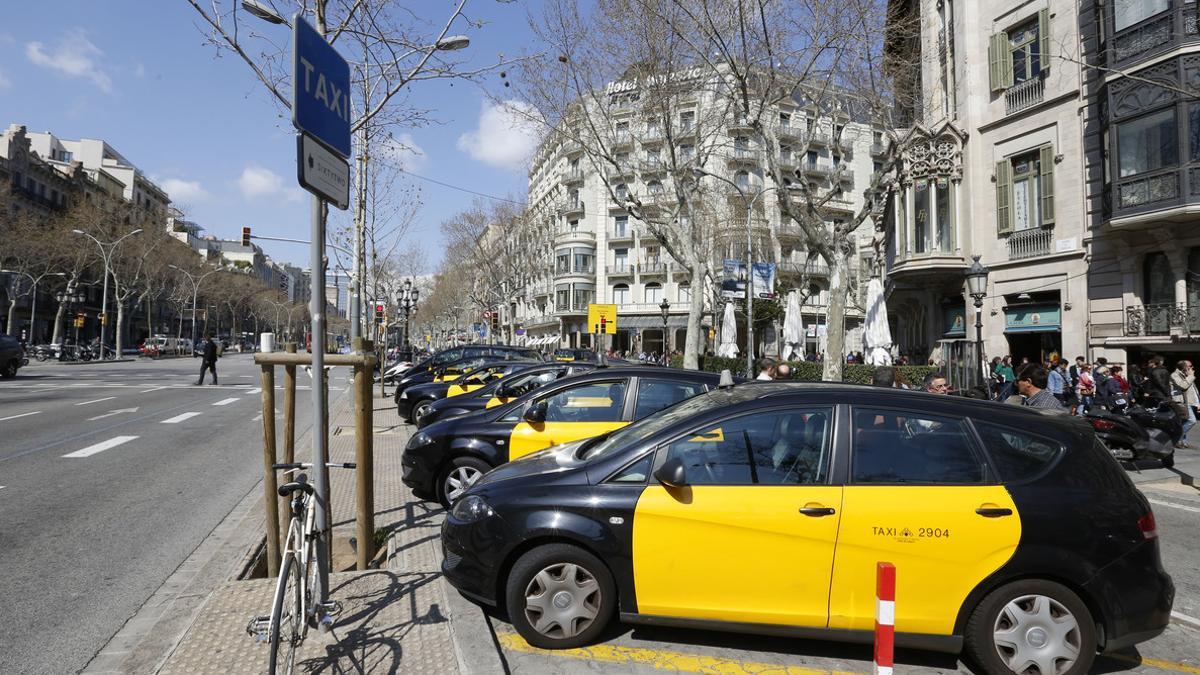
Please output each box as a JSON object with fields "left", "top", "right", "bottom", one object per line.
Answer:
{"left": 404, "top": 380, "right": 450, "bottom": 397}
{"left": 475, "top": 440, "right": 589, "bottom": 488}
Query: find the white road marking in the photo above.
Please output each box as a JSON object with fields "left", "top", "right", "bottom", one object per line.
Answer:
{"left": 1173, "top": 610, "right": 1200, "bottom": 631}
{"left": 87, "top": 407, "right": 139, "bottom": 421}
{"left": 62, "top": 435, "right": 139, "bottom": 458}
{"left": 247, "top": 388, "right": 262, "bottom": 395}
{"left": 212, "top": 397, "right": 240, "bottom": 406}
{"left": 75, "top": 397, "right": 117, "bottom": 406}
{"left": 140, "top": 386, "right": 169, "bottom": 393}
{"left": 161, "top": 412, "right": 202, "bottom": 424}
{"left": 1148, "top": 498, "right": 1200, "bottom": 514}
{"left": 0, "top": 411, "right": 42, "bottom": 422}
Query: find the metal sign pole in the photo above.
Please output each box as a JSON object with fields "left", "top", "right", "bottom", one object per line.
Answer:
{"left": 309, "top": 194, "right": 330, "bottom": 606}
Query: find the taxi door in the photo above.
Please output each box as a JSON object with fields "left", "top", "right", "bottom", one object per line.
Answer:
{"left": 507, "top": 379, "right": 630, "bottom": 460}
{"left": 633, "top": 407, "right": 841, "bottom": 627}
{"left": 827, "top": 407, "right": 1021, "bottom": 636}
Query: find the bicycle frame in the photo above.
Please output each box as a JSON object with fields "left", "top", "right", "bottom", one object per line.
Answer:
{"left": 276, "top": 486, "right": 318, "bottom": 635}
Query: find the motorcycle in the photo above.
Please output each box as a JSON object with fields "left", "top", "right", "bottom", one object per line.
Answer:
{"left": 1086, "top": 397, "right": 1179, "bottom": 468}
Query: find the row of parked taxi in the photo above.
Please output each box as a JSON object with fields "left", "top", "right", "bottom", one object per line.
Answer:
{"left": 394, "top": 347, "right": 1174, "bottom": 675}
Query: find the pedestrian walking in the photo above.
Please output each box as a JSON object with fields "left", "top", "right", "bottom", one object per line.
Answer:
{"left": 196, "top": 335, "right": 219, "bottom": 385}
{"left": 1011, "top": 364, "right": 1067, "bottom": 412}
{"left": 1075, "top": 363, "right": 1095, "bottom": 416}
{"left": 995, "top": 355, "right": 1016, "bottom": 400}
{"left": 1145, "top": 356, "right": 1172, "bottom": 404}
{"left": 1170, "top": 360, "right": 1198, "bottom": 448}
{"left": 1047, "top": 361, "right": 1067, "bottom": 405}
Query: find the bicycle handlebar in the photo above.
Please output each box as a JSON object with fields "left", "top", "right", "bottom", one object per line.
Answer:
{"left": 271, "top": 462, "right": 357, "bottom": 470}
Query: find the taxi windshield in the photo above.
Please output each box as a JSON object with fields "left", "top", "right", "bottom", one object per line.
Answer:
{"left": 578, "top": 390, "right": 726, "bottom": 461}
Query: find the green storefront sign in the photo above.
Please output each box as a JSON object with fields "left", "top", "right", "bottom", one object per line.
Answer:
{"left": 1004, "top": 304, "right": 1061, "bottom": 333}
{"left": 943, "top": 306, "right": 966, "bottom": 337}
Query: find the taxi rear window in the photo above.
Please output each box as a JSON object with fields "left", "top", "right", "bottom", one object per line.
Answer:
{"left": 972, "top": 420, "right": 1063, "bottom": 483}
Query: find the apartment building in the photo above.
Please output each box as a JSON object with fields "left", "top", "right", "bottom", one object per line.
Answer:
{"left": 506, "top": 72, "right": 874, "bottom": 355}
{"left": 1084, "top": 1, "right": 1200, "bottom": 366}
{"left": 884, "top": 0, "right": 1088, "bottom": 367}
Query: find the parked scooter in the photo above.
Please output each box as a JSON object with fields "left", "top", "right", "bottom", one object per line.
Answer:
{"left": 1086, "top": 396, "right": 1179, "bottom": 468}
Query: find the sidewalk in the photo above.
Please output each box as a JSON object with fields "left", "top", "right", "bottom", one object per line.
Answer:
{"left": 88, "top": 385, "right": 482, "bottom": 674}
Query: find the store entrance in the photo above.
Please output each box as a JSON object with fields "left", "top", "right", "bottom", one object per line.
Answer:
{"left": 1005, "top": 331, "right": 1061, "bottom": 365}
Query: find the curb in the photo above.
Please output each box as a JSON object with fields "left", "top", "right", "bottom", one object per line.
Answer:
{"left": 441, "top": 576, "right": 508, "bottom": 674}
{"left": 1171, "top": 610, "right": 1200, "bottom": 632}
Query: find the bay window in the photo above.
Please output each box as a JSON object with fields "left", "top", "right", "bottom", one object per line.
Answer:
{"left": 1118, "top": 108, "right": 1178, "bottom": 177}
{"left": 1113, "top": 0, "right": 1170, "bottom": 33}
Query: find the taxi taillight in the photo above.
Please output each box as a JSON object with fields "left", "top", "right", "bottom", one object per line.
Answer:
{"left": 1137, "top": 511, "right": 1158, "bottom": 540}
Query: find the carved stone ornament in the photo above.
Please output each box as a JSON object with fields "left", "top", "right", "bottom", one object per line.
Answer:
{"left": 898, "top": 122, "right": 965, "bottom": 183}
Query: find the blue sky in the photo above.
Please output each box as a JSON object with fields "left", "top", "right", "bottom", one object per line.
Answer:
{"left": 0, "top": 1, "right": 539, "bottom": 270}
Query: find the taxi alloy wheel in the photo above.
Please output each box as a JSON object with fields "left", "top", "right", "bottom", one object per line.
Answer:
{"left": 506, "top": 544, "right": 615, "bottom": 649}
{"left": 412, "top": 400, "right": 434, "bottom": 423}
{"left": 966, "top": 580, "right": 1096, "bottom": 675}
{"left": 437, "top": 456, "right": 492, "bottom": 509}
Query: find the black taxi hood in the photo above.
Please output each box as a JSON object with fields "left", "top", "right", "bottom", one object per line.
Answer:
{"left": 475, "top": 439, "right": 590, "bottom": 488}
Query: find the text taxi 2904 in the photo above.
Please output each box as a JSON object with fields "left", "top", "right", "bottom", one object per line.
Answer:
{"left": 402, "top": 366, "right": 722, "bottom": 507}
{"left": 440, "top": 381, "right": 1173, "bottom": 675}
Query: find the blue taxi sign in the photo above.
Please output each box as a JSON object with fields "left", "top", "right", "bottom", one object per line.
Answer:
{"left": 292, "top": 14, "right": 351, "bottom": 158}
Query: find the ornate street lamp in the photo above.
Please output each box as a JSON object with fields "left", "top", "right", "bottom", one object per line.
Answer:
{"left": 964, "top": 255, "right": 990, "bottom": 384}
{"left": 659, "top": 298, "right": 670, "bottom": 363}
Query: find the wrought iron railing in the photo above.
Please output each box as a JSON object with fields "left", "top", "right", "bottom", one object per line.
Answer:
{"left": 1006, "top": 227, "right": 1053, "bottom": 260}
{"left": 1125, "top": 303, "right": 1200, "bottom": 335}
{"left": 1005, "top": 75, "right": 1044, "bottom": 115}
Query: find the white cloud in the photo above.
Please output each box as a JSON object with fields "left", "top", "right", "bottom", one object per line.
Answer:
{"left": 160, "top": 178, "right": 209, "bottom": 203}
{"left": 238, "top": 164, "right": 301, "bottom": 202}
{"left": 26, "top": 29, "right": 112, "bottom": 93}
{"left": 379, "top": 133, "right": 428, "bottom": 172}
{"left": 456, "top": 100, "right": 542, "bottom": 170}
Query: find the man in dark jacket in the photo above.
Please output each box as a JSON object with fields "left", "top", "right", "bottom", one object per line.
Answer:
{"left": 1145, "top": 355, "right": 1172, "bottom": 403}
{"left": 196, "top": 335, "right": 219, "bottom": 385}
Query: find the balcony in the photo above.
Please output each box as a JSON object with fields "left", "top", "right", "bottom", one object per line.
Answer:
{"left": 562, "top": 140, "right": 583, "bottom": 157}
{"left": 1006, "top": 227, "right": 1053, "bottom": 260}
{"left": 777, "top": 260, "right": 832, "bottom": 277}
{"left": 525, "top": 315, "right": 559, "bottom": 329}
{"left": 777, "top": 123, "right": 800, "bottom": 140}
{"left": 532, "top": 281, "right": 552, "bottom": 297}
{"left": 803, "top": 161, "right": 831, "bottom": 177}
{"left": 727, "top": 148, "right": 758, "bottom": 166}
{"left": 1125, "top": 303, "right": 1200, "bottom": 336}
{"left": 832, "top": 167, "right": 855, "bottom": 184}
{"left": 640, "top": 158, "right": 668, "bottom": 175}
{"left": 560, "top": 168, "right": 585, "bottom": 185}
{"left": 1112, "top": 167, "right": 1182, "bottom": 220}
{"left": 558, "top": 201, "right": 585, "bottom": 219}
{"left": 778, "top": 155, "right": 798, "bottom": 171}
{"left": 609, "top": 162, "right": 637, "bottom": 180}
{"left": 612, "top": 131, "right": 634, "bottom": 149}
{"left": 777, "top": 223, "right": 805, "bottom": 239}
{"left": 1005, "top": 75, "right": 1045, "bottom": 115}
{"left": 870, "top": 141, "right": 888, "bottom": 156}
{"left": 638, "top": 261, "right": 668, "bottom": 275}
{"left": 607, "top": 263, "right": 634, "bottom": 278}
{"left": 553, "top": 227, "right": 595, "bottom": 244}
{"left": 642, "top": 129, "right": 664, "bottom": 144}
{"left": 608, "top": 227, "right": 634, "bottom": 242}
{"left": 806, "top": 129, "right": 831, "bottom": 146}
{"left": 1109, "top": 7, "right": 1192, "bottom": 67}
{"left": 889, "top": 251, "right": 966, "bottom": 281}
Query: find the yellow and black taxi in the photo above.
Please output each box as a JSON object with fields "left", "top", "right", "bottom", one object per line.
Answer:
{"left": 403, "top": 366, "right": 721, "bottom": 507}
{"left": 397, "top": 361, "right": 541, "bottom": 424}
{"left": 553, "top": 348, "right": 595, "bottom": 362}
{"left": 393, "top": 352, "right": 538, "bottom": 410}
{"left": 440, "top": 382, "right": 1173, "bottom": 675}
{"left": 391, "top": 346, "right": 541, "bottom": 404}
{"left": 417, "top": 362, "right": 597, "bottom": 429}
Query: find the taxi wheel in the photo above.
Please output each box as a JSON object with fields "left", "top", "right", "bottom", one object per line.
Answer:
{"left": 965, "top": 579, "right": 1096, "bottom": 675}
{"left": 505, "top": 544, "right": 615, "bottom": 649}
{"left": 411, "top": 400, "right": 433, "bottom": 424}
{"left": 437, "top": 456, "right": 492, "bottom": 509}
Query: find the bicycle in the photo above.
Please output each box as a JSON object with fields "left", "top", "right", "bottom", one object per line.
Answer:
{"left": 246, "top": 461, "right": 356, "bottom": 675}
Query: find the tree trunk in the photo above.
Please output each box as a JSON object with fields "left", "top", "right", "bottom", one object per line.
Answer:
{"left": 115, "top": 297, "right": 126, "bottom": 358}
{"left": 6, "top": 295, "right": 17, "bottom": 335}
{"left": 822, "top": 255, "right": 853, "bottom": 382}
{"left": 683, "top": 261, "right": 706, "bottom": 370}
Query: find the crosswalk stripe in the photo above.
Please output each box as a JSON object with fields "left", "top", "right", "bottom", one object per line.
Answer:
{"left": 161, "top": 412, "right": 202, "bottom": 424}
{"left": 75, "top": 397, "right": 116, "bottom": 406}
{"left": 62, "top": 435, "right": 139, "bottom": 458}
{"left": 247, "top": 388, "right": 262, "bottom": 395}
{"left": 0, "top": 411, "right": 42, "bottom": 422}
{"left": 213, "top": 397, "right": 240, "bottom": 406}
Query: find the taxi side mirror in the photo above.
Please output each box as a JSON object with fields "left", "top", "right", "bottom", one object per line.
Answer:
{"left": 654, "top": 457, "right": 687, "bottom": 488}
{"left": 523, "top": 401, "right": 547, "bottom": 424}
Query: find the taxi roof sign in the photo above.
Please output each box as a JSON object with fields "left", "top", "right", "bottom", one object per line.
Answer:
{"left": 588, "top": 303, "right": 617, "bottom": 334}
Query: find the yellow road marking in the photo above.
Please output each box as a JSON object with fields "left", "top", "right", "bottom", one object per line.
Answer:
{"left": 1122, "top": 656, "right": 1200, "bottom": 674}
{"left": 496, "top": 632, "right": 863, "bottom": 674}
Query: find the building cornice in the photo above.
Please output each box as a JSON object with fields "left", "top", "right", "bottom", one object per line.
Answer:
{"left": 975, "top": 90, "right": 1080, "bottom": 134}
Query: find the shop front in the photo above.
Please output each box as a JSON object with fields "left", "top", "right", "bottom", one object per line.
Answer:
{"left": 1003, "top": 301, "right": 1062, "bottom": 365}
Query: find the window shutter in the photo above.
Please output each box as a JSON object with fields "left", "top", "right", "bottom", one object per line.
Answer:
{"left": 996, "top": 160, "right": 1013, "bottom": 235}
{"left": 988, "top": 33, "right": 1001, "bottom": 92}
{"left": 988, "top": 33, "right": 1014, "bottom": 92}
{"left": 1038, "top": 9, "right": 1051, "bottom": 74}
{"left": 1039, "top": 145, "right": 1055, "bottom": 225}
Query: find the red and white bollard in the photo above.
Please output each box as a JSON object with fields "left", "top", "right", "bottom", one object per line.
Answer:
{"left": 874, "top": 562, "right": 896, "bottom": 675}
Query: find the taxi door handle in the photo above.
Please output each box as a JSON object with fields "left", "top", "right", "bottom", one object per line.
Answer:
{"left": 799, "top": 506, "right": 836, "bottom": 517}
{"left": 975, "top": 507, "right": 1013, "bottom": 518}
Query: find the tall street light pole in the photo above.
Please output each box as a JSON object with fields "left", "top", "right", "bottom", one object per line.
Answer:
{"left": 692, "top": 169, "right": 780, "bottom": 377}
{"left": 169, "top": 264, "right": 221, "bottom": 354}
{"left": 73, "top": 228, "right": 142, "bottom": 357}
{"left": 964, "top": 255, "right": 990, "bottom": 387}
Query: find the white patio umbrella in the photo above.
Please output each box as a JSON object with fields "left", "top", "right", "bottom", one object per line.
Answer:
{"left": 781, "top": 290, "right": 804, "bottom": 361}
{"left": 716, "top": 302, "right": 740, "bottom": 358}
{"left": 862, "top": 277, "right": 893, "bottom": 366}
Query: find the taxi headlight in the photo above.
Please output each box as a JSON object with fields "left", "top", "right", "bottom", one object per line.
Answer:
{"left": 407, "top": 431, "right": 434, "bottom": 449}
{"left": 451, "top": 495, "right": 493, "bottom": 522}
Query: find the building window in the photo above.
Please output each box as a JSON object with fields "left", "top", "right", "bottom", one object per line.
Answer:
{"left": 556, "top": 251, "right": 571, "bottom": 274}
{"left": 556, "top": 285, "right": 570, "bottom": 309}
{"left": 679, "top": 144, "right": 694, "bottom": 162}
{"left": 646, "top": 118, "right": 661, "bottom": 137}
{"left": 988, "top": 10, "right": 1049, "bottom": 91}
{"left": 873, "top": 161, "right": 883, "bottom": 174}
{"left": 572, "top": 285, "right": 594, "bottom": 310}
{"left": 645, "top": 282, "right": 663, "bottom": 303}
{"left": 645, "top": 245, "right": 661, "bottom": 264}
{"left": 680, "top": 111, "right": 695, "bottom": 132}
{"left": 678, "top": 283, "right": 692, "bottom": 303}
{"left": 615, "top": 183, "right": 629, "bottom": 200}
{"left": 734, "top": 170, "right": 750, "bottom": 190}
{"left": 1144, "top": 252, "right": 1173, "bottom": 306}
{"left": 913, "top": 180, "right": 930, "bottom": 254}
{"left": 832, "top": 154, "right": 842, "bottom": 167}
{"left": 647, "top": 180, "right": 663, "bottom": 195}
{"left": 614, "top": 248, "right": 629, "bottom": 270}
{"left": 1009, "top": 20, "right": 1041, "bottom": 84}
{"left": 996, "top": 146, "right": 1055, "bottom": 234}
{"left": 1114, "top": 0, "right": 1170, "bottom": 33}
{"left": 614, "top": 215, "right": 628, "bottom": 237}
{"left": 935, "top": 179, "right": 952, "bottom": 250}
{"left": 1011, "top": 152, "right": 1043, "bottom": 231}
{"left": 1119, "top": 108, "right": 1178, "bottom": 178}
{"left": 573, "top": 248, "right": 595, "bottom": 274}
{"left": 612, "top": 284, "right": 630, "bottom": 304}
{"left": 779, "top": 112, "right": 791, "bottom": 127}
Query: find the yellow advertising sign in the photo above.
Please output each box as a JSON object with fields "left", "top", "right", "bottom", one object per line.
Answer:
{"left": 587, "top": 303, "right": 617, "bottom": 334}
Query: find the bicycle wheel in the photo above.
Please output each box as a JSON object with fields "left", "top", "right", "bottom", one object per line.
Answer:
{"left": 268, "top": 552, "right": 303, "bottom": 675}
{"left": 302, "top": 536, "right": 323, "bottom": 634}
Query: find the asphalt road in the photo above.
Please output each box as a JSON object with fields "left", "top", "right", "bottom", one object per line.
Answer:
{"left": 0, "top": 355, "right": 341, "bottom": 675}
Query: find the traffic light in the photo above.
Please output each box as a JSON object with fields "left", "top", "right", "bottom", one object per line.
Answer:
{"left": 491, "top": 310, "right": 499, "bottom": 335}
{"left": 241, "top": 226, "right": 251, "bottom": 247}
{"left": 374, "top": 303, "right": 384, "bottom": 323}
